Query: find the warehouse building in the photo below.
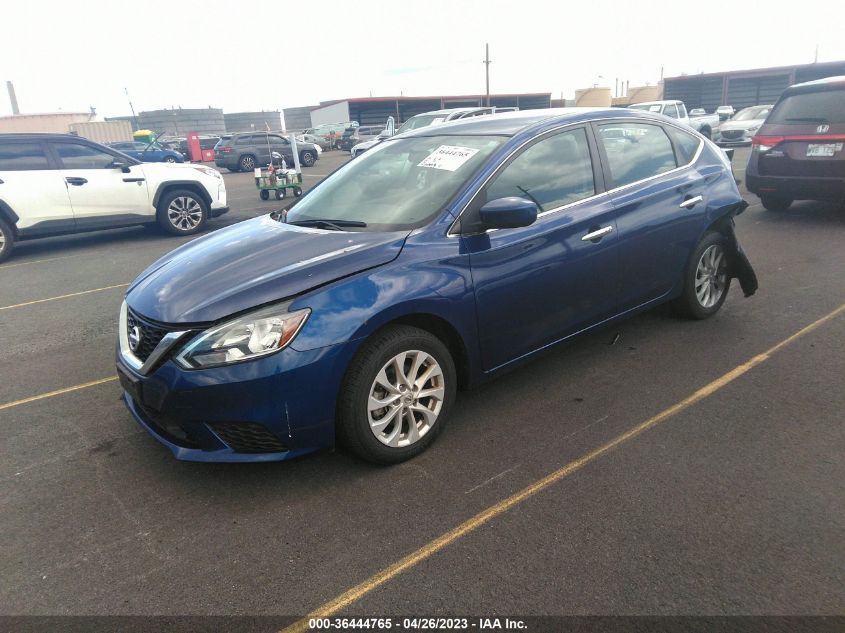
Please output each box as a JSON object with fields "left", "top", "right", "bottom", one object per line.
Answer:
{"left": 285, "top": 93, "right": 552, "bottom": 130}
{"left": 663, "top": 60, "right": 845, "bottom": 112}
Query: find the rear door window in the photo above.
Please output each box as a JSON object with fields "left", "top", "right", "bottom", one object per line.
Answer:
{"left": 597, "top": 122, "right": 677, "bottom": 188}
{"left": 0, "top": 142, "right": 51, "bottom": 171}
{"left": 767, "top": 88, "right": 845, "bottom": 124}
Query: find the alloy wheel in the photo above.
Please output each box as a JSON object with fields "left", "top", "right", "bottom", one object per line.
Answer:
{"left": 367, "top": 350, "right": 445, "bottom": 448}
{"left": 695, "top": 244, "right": 727, "bottom": 308}
{"left": 0, "top": 227, "right": 5, "bottom": 251}
{"left": 167, "top": 196, "right": 203, "bottom": 231}
{"left": 241, "top": 156, "right": 255, "bottom": 170}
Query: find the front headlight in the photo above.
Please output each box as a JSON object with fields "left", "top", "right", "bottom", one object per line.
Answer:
{"left": 174, "top": 304, "right": 310, "bottom": 369}
{"left": 192, "top": 165, "right": 223, "bottom": 179}
{"left": 747, "top": 124, "right": 762, "bottom": 133}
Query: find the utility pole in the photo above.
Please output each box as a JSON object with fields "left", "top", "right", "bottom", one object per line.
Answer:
{"left": 124, "top": 87, "right": 138, "bottom": 130}
{"left": 6, "top": 81, "right": 20, "bottom": 115}
{"left": 814, "top": 43, "right": 819, "bottom": 63}
{"left": 483, "top": 43, "right": 491, "bottom": 106}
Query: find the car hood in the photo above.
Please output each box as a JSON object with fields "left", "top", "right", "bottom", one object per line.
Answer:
{"left": 719, "top": 119, "right": 764, "bottom": 132}
{"left": 126, "top": 215, "right": 409, "bottom": 324}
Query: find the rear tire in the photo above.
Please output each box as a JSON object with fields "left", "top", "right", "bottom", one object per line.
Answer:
{"left": 260, "top": 189, "right": 269, "bottom": 201}
{"left": 760, "top": 195, "right": 792, "bottom": 212}
{"left": 672, "top": 231, "right": 731, "bottom": 320}
{"left": 300, "top": 150, "right": 316, "bottom": 167}
{"left": 337, "top": 325, "right": 456, "bottom": 464}
{"left": 156, "top": 189, "right": 208, "bottom": 236}
{"left": 164, "top": 156, "right": 177, "bottom": 163}
{"left": 0, "top": 217, "right": 15, "bottom": 264}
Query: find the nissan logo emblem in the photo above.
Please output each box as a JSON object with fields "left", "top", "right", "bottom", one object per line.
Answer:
{"left": 128, "top": 325, "right": 142, "bottom": 352}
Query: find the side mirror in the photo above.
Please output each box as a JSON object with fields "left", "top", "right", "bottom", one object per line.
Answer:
{"left": 479, "top": 197, "right": 538, "bottom": 230}
{"left": 112, "top": 161, "right": 131, "bottom": 173}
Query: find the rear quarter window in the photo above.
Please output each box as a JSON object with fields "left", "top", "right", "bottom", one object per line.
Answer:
{"left": 665, "top": 125, "right": 702, "bottom": 165}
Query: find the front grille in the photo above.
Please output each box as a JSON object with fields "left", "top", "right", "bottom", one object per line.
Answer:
{"left": 127, "top": 309, "right": 168, "bottom": 363}
{"left": 209, "top": 423, "right": 288, "bottom": 453}
{"left": 720, "top": 129, "right": 744, "bottom": 140}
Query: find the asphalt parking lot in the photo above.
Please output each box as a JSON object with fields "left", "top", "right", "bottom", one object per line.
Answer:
{"left": 1, "top": 147, "right": 843, "bottom": 622}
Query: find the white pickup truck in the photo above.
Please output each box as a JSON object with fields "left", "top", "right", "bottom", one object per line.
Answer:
{"left": 629, "top": 100, "right": 719, "bottom": 140}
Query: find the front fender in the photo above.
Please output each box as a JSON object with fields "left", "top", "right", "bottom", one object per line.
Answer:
{"left": 288, "top": 240, "right": 480, "bottom": 374}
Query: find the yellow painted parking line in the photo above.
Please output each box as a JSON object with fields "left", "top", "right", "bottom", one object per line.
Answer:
{"left": 0, "top": 283, "right": 128, "bottom": 311}
{"left": 0, "top": 376, "right": 118, "bottom": 412}
{"left": 0, "top": 253, "right": 86, "bottom": 271}
{"left": 281, "top": 301, "right": 845, "bottom": 633}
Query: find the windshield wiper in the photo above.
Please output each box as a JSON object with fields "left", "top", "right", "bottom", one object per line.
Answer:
{"left": 783, "top": 117, "right": 828, "bottom": 123}
{"left": 288, "top": 218, "right": 368, "bottom": 231}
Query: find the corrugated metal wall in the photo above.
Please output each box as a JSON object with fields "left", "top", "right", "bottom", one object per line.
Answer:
{"left": 725, "top": 76, "right": 792, "bottom": 109}
{"left": 665, "top": 60, "right": 845, "bottom": 112}
{"left": 138, "top": 108, "right": 225, "bottom": 136}
{"left": 224, "top": 111, "right": 282, "bottom": 132}
{"left": 282, "top": 107, "right": 314, "bottom": 130}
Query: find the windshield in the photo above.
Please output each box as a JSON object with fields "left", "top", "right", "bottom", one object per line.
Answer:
{"left": 733, "top": 106, "right": 772, "bottom": 121}
{"left": 396, "top": 114, "right": 446, "bottom": 134}
{"left": 285, "top": 135, "right": 503, "bottom": 231}
{"left": 767, "top": 89, "right": 845, "bottom": 124}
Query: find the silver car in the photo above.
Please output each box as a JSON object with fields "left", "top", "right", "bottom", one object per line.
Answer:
{"left": 714, "top": 105, "right": 773, "bottom": 146}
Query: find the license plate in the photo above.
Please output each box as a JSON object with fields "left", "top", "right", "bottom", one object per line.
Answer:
{"left": 117, "top": 367, "right": 142, "bottom": 402}
{"left": 806, "top": 143, "right": 839, "bottom": 157}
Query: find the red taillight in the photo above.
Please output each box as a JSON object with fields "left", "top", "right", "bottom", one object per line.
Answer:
{"left": 219, "top": 146, "right": 234, "bottom": 153}
{"left": 751, "top": 135, "right": 784, "bottom": 147}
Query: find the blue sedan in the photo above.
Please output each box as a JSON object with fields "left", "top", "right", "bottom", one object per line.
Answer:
{"left": 108, "top": 141, "right": 185, "bottom": 163}
{"left": 116, "top": 108, "right": 757, "bottom": 464}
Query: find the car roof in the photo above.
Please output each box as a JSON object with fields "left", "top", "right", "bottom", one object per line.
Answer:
{"left": 0, "top": 132, "right": 98, "bottom": 141}
{"left": 630, "top": 100, "right": 682, "bottom": 107}
{"left": 785, "top": 75, "right": 845, "bottom": 93}
{"left": 398, "top": 107, "right": 642, "bottom": 138}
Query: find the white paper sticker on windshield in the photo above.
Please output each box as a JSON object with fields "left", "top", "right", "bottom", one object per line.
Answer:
{"left": 649, "top": 105, "right": 661, "bottom": 112}
{"left": 418, "top": 145, "right": 479, "bottom": 171}
{"left": 430, "top": 118, "right": 446, "bottom": 125}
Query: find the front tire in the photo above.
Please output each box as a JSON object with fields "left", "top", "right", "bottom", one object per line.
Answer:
{"left": 337, "top": 325, "right": 457, "bottom": 464}
{"left": 672, "top": 232, "right": 731, "bottom": 319}
{"left": 760, "top": 195, "right": 792, "bottom": 212}
{"left": 0, "top": 217, "right": 15, "bottom": 264}
{"left": 164, "top": 156, "right": 177, "bottom": 163}
{"left": 156, "top": 189, "right": 208, "bottom": 236}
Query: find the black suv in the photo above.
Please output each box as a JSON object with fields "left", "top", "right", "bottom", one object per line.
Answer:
{"left": 746, "top": 76, "right": 845, "bottom": 211}
{"left": 214, "top": 133, "right": 320, "bottom": 172}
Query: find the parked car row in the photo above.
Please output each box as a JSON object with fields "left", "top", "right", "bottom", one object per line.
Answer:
{"left": 349, "top": 106, "right": 520, "bottom": 158}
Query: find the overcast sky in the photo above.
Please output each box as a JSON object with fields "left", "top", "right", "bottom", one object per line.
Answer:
{"left": 2, "top": 0, "right": 844, "bottom": 118}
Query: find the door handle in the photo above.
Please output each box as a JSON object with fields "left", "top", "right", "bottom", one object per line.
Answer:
{"left": 65, "top": 177, "right": 88, "bottom": 186}
{"left": 581, "top": 226, "right": 614, "bottom": 242}
{"left": 123, "top": 177, "right": 145, "bottom": 183}
{"left": 679, "top": 195, "right": 703, "bottom": 209}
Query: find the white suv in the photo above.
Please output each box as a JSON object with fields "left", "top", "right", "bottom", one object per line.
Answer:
{"left": 0, "top": 133, "right": 229, "bottom": 263}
